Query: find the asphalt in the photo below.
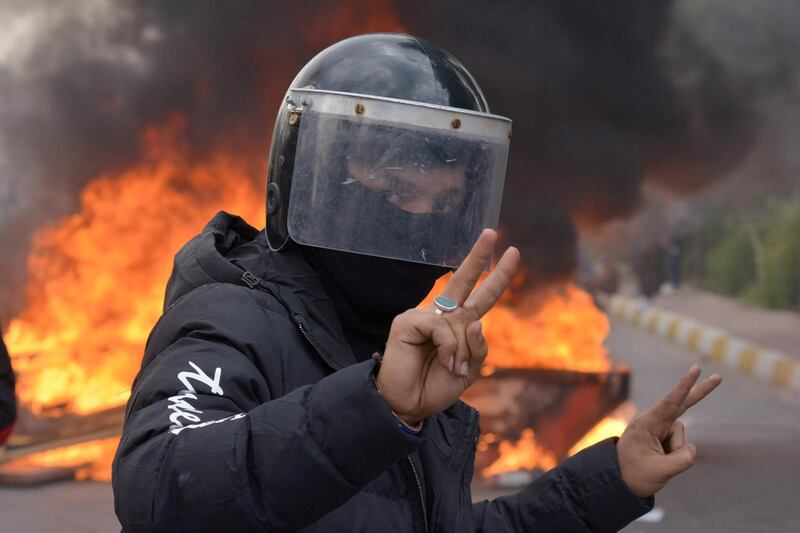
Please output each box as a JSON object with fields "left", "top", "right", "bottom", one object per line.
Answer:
{"left": 1, "top": 317, "right": 798, "bottom": 532}
{"left": 0, "top": 479, "right": 117, "bottom": 532}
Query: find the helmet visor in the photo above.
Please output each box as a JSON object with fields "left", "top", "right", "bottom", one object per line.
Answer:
{"left": 287, "top": 90, "right": 511, "bottom": 268}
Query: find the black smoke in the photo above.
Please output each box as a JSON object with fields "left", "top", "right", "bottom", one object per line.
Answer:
{"left": 404, "top": 1, "right": 753, "bottom": 255}
{"left": 0, "top": 0, "right": 761, "bottom": 315}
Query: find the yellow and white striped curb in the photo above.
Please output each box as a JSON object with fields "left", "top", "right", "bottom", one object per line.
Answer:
{"left": 606, "top": 295, "right": 800, "bottom": 393}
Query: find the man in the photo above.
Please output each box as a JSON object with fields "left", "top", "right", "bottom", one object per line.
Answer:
{"left": 0, "top": 332, "right": 15, "bottom": 447}
{"left": 113, "top": 34, "right": 720, "bottom": 532}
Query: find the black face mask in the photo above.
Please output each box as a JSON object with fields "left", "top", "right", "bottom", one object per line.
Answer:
{"left": 302, "top": 244, "right": 450, "bottom": 360}
{"left": 309, "top": 246, "right": 449, "bottom": 323}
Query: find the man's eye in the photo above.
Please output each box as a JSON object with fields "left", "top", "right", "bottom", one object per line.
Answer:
{"left": 434, "top": 200, "right": 454, "bottom": 213}
{"left": 434, "top": 192, "right": 461, "bottom": 213}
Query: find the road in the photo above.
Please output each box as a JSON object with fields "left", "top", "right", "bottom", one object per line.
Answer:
{"left": 1, "top": 318, "right": 798, "bottom": 532}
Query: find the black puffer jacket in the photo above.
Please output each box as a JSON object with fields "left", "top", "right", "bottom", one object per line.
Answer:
{"left": 112, "top": 212, "right": 652, "bottom": 532}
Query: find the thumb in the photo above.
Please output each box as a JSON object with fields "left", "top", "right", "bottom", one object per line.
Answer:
{"left": 655, "top": 442, "right": 696, "bottom": 479}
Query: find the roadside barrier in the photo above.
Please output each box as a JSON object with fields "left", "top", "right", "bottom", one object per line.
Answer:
{"left": 606, "top": 295, "right": 800, "bottom": 393}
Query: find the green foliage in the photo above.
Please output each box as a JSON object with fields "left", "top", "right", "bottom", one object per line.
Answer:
{"left": 745, "top": 204, "right": 800, "bottom": 310}
{"left": 682, "top": 201, "right": 800, "bottom": 310}
{"left": 706, "top": 226, "right": 756, "bottom": 296}
{"left": 682, "top": 218, "right": 725, "bottom": 285}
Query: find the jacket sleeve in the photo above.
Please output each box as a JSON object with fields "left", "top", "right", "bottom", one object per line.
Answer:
{"left": 472, "top": 438, "right": 654, "bottom": 532}
{"left": 112, "top": 284, "right": 420, "bottom": 532}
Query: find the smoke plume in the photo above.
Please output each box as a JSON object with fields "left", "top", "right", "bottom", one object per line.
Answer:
{"left": 2, "top": 0, "right": 792, "bottom": 315}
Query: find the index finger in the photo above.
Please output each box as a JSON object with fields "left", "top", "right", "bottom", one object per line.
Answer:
{"left": 441, "top": 229, "right": 498, "bottom": 305}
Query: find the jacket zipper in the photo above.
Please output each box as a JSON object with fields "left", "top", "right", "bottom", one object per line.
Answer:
{"left": 298, "top": 316, "right": 427, "bottom": 532}
{"left": 296, "top": 319, "right": 341, "bottom": 371}
{"left": 245, "top": 272, "right": 342, "bottom": 373}
{"left": 407, "top": 455, "right": 429, "bottom": 533}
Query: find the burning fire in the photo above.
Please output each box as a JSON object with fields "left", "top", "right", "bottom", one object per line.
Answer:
{"left": 480, "top": 402, "right": 635, "bottom": 477}
{"left": 481, "top": 429, "right": 558, "bottom": 476}
{"left": 482, "top": 283, "right": 611, "bottom": 373}
{"left": 6, "top": 116, "right": 264, "bottom": 417}
{"left": 566, "top": 403, "right": 635, "bottom": 456}
{"left": 2, "top": 118, "right": 263, "bottom": 480}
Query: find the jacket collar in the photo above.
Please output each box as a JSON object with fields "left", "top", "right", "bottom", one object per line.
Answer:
{"left": 165, "top": 211, "right": 358, "bottom": 370}
{"left": 232, "top": 233, "right": 360, "bottom": 371}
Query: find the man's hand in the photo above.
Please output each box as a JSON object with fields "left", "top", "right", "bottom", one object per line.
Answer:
{"left": 376, "top": 229, "right": 520, "bottom": 424}
{"left": 618, "top": 364, "right": 722, "bottom": 498}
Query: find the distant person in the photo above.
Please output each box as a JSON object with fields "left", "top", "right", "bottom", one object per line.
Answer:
{"left": 635, "top": 243, "right": 668, "bottom": 299}
{"left": 0, "top": 333, "right": 16, "bottom": 446}
{"left": 666, "top": 235, "right": 684, "bottom": 290}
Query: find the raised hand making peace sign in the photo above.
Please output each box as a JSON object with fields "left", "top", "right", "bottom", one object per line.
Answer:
{"left": 376, "top": 228, "right": 721, "bottom": 498}
{"left": 376, "top": 229, "right": 519, "bottom": 425}
{"left": 618, "top": 364, "right": 721, "bottom": 497}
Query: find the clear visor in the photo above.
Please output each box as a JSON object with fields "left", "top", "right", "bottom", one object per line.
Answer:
{"left": 287, "top": 90, "right": 511, "bottom": 268}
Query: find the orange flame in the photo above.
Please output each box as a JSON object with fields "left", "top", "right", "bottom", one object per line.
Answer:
{"left": 481, "top": 403, "right": 636, "bottom": 478}
{"left": 7, "top": 116, "right": 264, "bottom": 416}
{"left": 566, "top": 403, "right": 635, "bottom": 456}
{"left": 483, "top": 284, "right": 610, "bottom": 373}
{"left": 481, "top": 428, "right": 558, "bottom": 477}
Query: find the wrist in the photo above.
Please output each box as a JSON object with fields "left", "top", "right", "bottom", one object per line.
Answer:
{"left": 395, "top": 413, "right": 423, "bottom": 429}
{"left": 372, "top": 370, "right": 423, "bottom": 432}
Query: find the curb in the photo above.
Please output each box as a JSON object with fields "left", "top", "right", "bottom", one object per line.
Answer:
{"left": 605, "top": 294, "right": 800, "bottom": 393}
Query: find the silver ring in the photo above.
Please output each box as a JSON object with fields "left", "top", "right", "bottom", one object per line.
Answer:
{"left": 433, "top": 295, "right": 458, "bottom": 316}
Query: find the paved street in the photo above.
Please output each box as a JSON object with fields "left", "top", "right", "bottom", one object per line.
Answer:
{"left": 0, "top": 479, "right": 117, "bottom": 532}
{"left": 1, "top": 318, "right": 798, "bottom": 531}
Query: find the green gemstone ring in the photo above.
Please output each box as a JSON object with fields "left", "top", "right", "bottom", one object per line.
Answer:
{"left": 433, "top": 295, "right": 458, "bottom": 315}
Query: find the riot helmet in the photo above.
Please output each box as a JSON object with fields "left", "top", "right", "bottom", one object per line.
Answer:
{"left": 265, "top": 33, "right": 511, "bottom": 268}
